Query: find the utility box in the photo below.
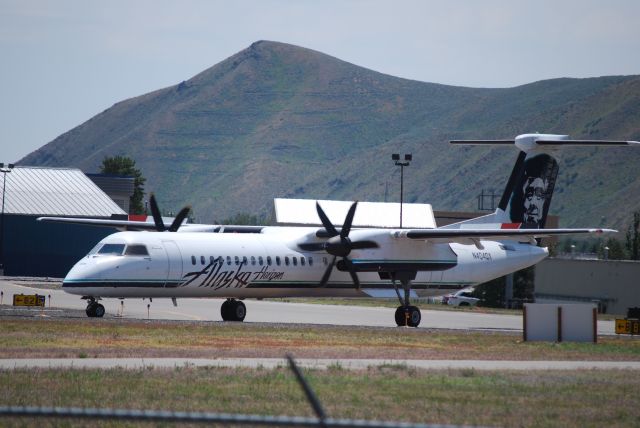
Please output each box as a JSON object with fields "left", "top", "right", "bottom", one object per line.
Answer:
{"left": 523, "top": 303, "right": 597, "bottom": 343}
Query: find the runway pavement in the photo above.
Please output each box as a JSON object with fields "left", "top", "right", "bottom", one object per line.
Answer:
{"left": 1, "top": 357, "right": 639, "bottom": 371}
{"left": 0, "top": 279, "right": 616, "bottom": 334}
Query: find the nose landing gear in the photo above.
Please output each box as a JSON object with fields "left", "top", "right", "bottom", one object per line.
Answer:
{"left": 220, "top": 298, "right": 246, "bottom": 322}
{"left": 84, "top": 297, "right": 105, "bottom": 318}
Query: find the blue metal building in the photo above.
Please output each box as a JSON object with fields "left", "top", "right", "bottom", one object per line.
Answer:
{"left": 0, "top": 166, "right": 126, "bottom": 277}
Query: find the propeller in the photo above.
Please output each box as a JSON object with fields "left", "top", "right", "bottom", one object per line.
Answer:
{"left": 149, "top": 194, "right": 191, "bottom": 232}
{"left": 310, "top": 201, "right": 378, "bottom": 289}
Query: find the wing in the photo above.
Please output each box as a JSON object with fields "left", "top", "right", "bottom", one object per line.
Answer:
{"left": 37, "top": 216, "right": 160, "bottom": 231}
{"left": 36, "top": 216, "right": 265, "bottom": 233}
{"left": 401, "top": 227, "right": 616, "bottom": 244}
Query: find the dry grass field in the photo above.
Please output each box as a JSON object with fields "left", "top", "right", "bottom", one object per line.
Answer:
{"left": 0, "top": 318, "right": 639, "bottom": 360}
{"left": 1, "top": 366, "right": 640, "bottom": 427}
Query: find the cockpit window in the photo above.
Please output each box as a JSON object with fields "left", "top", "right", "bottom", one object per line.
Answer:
{"left": 88, "top": 242, "right": 103, "bottom": 255}
{"left": 97, "top": 244, "right": 126, "bottom": 255}
{"left": 125, "top": 244, "right": 149, "bottom": 256}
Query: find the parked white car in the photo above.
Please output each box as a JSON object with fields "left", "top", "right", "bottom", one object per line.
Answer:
{"left": 443, "top": 289, "right": 480, "bottom": 307}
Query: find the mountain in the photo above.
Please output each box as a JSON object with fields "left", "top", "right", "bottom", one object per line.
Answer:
{"left": 19, "top": 41, "right": 640, "bottom": 230}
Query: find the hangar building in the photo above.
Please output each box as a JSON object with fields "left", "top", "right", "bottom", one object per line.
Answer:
{"left": 0, "top": 166, "right": 125, "bottom": 277}
{"left": 535, "top": 258, "right": 640, "bottom": 315}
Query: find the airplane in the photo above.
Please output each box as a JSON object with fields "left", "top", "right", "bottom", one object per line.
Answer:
{"left": 39, "top": 133, "right": 639, "bottom": 327}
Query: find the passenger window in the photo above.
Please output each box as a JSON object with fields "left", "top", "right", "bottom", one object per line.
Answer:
{"left": 292, "top": 257, "right": 297, "bottom": 266}
{"left": 258, "top": 256, "right": 264, "bottom": 266}
{"left": 97, "top": 244, "right": 125, "bottom": 256}
{"left": 276, "top": 256, "right": 281, "bottom": 266}
{"left": 309, "top": 257, "right": 313, "bottom": 266}
{"left": 201, "top": 255, "right": 205, "bottom": 265}
{"left": 285, "top": 257, "right": 290, "bottom": 266}
{"left": 300, "top": 257, "right": 305, "bottom": 266}
{"left": 227, "top": 256, "right": 232, "bottom": 265}
{"left": 191, "top": 255, "right": 196, "bottom": 265}
{"left": 242, "top": 256, "right": 247, "bottom": 265}
{"left": 251, "top": 256, "right": 256, "bottom": 266}
{"left": 210, "top": 256, "right": 215, "bottom": 264}
{"left": 235, "top": 256, "right": 240, "bottom": 266}
{"left": 267, "top": 256, "right": 272, "bottom": 266}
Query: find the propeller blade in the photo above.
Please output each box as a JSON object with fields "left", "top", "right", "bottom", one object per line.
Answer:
{"left": 316, "top": 202, "right": 339, "bottom": 237}
{"left": 319, "top": 256, "right": 336, "bottom": 287}
{"left": 348, "top": 268, "right": 360, "bottom": 290}
{"left": 149, "top": 194, "right": 166, "bottom": 232}
{"left": 168, "top": 206, "right": 191, "bottom": 232}
{"left": 298, "top": 242, "right": 326, "bottom": 252}
{"left": 340, "top": 201, "right": 358, "bottom": 238}
{"left": 350, "top": 240, "right": 379, "bottom": 250}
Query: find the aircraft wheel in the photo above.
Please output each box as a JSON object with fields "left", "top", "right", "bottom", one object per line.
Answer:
{"left": 407, "top": 306, "right": 421, "bottom": 327}
{"left": 233, "top": 301, "right": 246, "bottom": 322}
{"left": 94, "top": 304, "right": 105, "bottom": 318}
{"left": 85, "top": 303, "right": 96, "bottom": 318}
{"left": 395, "top": 306, "right": 421, "bottom": 327}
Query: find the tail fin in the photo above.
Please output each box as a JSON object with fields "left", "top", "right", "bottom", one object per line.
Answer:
{"left": 447, "top": 133, "right": 639, "bottom": 229}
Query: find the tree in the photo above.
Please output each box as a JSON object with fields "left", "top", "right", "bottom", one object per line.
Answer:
{"left": 216, "top": 212, "right": 273, "bottom": 225}
{"left": 626, "top": 211, "right": 640, "bottom": 260}
{"left": 605, "top": 237, "right": 627, "bottom": 260}
{"left": 100, "top": 156, "right": 146, "bottom": 214}
{"left": 472, "top": 266, "right": 535, "bottom": 308}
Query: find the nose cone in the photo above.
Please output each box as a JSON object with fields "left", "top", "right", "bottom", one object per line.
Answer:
{"left": 62, "top": 257, "right": 104, "bottom": 293}
{"left": 62, "top": 261, "right": 86, "bottom": 294}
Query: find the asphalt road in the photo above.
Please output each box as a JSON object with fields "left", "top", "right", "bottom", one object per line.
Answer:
{"left": 0, "top": 279, "right": 616, "bottom": 334}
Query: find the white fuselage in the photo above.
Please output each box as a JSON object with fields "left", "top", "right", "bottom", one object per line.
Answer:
{"left": 62, "top": 227, "right": 548, "bottom": 299}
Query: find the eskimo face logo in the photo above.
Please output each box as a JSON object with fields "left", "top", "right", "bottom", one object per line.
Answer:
{"left": 509, "top": 153, "right": 559, "bottom": 228}
{"left": 523, "top": 177, "right": 547, "bottom": 225}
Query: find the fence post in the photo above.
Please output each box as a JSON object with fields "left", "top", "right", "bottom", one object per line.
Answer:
{"left": 557, "top": 306, "right": 563, "bottom": 343}
{"left": 286, "top": 354, "right": 326, "bottom": 428}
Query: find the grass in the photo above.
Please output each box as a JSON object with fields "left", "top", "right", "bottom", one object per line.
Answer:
{"left": 1, "top": 366, "right": 639, "bottom": 427}
{"left": 0, "top": 318, "right": 639, "bottom": 360}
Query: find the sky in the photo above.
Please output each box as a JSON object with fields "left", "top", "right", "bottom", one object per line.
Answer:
{"left": 1, "top": 0, "right": 640, "bottom": 163}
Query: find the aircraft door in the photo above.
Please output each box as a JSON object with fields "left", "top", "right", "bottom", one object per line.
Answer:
{"left": 162, "top": 240, "right": 183, "bottom": 287}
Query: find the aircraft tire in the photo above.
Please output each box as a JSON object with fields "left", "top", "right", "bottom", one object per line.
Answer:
{"left": 394, "top": 306, "right": 406, "bottom": 326}
{"left": 86, "top": 302, "right": 97, "bottom": 318}
{"left": 220, "top": 300, "right": 231, "bottom": 321}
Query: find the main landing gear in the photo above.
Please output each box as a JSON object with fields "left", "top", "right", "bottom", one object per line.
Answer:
{"left": 84, "top": 297, "right": 105, "bottom": 318}
{"left": 392, "top": 272, "right": 421, "bottom": 327}
{"left": 220, "top": 298, "right": 246, "bottom": 322}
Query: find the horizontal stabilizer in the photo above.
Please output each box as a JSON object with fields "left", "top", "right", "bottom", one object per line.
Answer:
{"left": 450, "top": 140, "right": 515, "bottom": 145}
{"left": 536, "top": 140, "right": 639, "bottom": 146}
{"left": 450, "top": 137, "right": 639, "bottom": 148}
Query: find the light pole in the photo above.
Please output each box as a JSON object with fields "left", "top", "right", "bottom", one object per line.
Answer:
{"left": 0, "top": 163, "right": 14, "bottom": 274}
{"left": 392, "top": 153, "right": 412, "bottom": 228}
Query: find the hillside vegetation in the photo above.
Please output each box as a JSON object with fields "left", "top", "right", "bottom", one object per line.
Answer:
{"left": 19, "top": 41, "right": 640, "bottom": 229}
